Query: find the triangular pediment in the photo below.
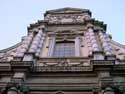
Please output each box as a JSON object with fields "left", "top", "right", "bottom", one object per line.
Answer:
{"left": 45, "top": 7, "right": 90, "bottom": 14}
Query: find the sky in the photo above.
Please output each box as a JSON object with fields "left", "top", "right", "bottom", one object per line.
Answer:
{"left": 0, "top": 0, "right": 125, "bottom": 49}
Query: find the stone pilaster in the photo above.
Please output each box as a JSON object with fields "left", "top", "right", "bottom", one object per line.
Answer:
{"left": 48, "top": 37, "right": 55, "bottom": 57}
{"left": 23, "top": 52, "right": 34, "bottom": 61}
{"left": 97, "top": 66, "right": 114, "bottom": 94}
{"left": 75, "top": 36, "right": 80, "bottom": 56}
{"left": 93, "top": 52, "right": 104, "bottom": 60}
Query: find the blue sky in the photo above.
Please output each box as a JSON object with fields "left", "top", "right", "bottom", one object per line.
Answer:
{"left": 0, "top": 0, "right": 125, "bottom": 49}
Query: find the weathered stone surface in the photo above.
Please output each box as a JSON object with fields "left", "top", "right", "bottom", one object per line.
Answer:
{"left": 0, "top": 7, "right": 125, "bottom": 94}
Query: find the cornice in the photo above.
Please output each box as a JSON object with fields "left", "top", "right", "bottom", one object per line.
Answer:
{"left": 0, "top": 42, "right": 22, "bottom": 53}
{"left": 0, "top": 60, "right": 125, "bottom": 73}
{"left": 44, "top": 7, "right": 91, "bottom": 17}
{"left": 85, "top": 18, "right": 107, "bottom": 31}
{"left": 27, "top": 20, "right": 47, "bottom": 31}
{"left": 110, "top": 40, "right": 125, "bottom": 49}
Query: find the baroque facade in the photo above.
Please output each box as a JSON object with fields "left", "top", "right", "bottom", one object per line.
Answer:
{"left": 0, "top": 7, "right": 125, "bottom": 94}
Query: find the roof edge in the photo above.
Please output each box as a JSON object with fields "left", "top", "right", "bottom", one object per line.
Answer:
{"left": 44, "top": 7, "right": 91, "bottom": 16}
{"left": 0, "top": 42, "right": 22, "bottom": 53}
{"left": 111, "top": 40, "right": 125, "bottom": 49}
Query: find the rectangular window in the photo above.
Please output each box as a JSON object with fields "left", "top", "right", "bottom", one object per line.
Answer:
{"left": 53, "top": 42, "right": 75, "bottom": 57}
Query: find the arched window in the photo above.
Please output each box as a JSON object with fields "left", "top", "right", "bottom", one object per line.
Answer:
{"left": 53, "top": 41, "right": 75, "bottom": 57}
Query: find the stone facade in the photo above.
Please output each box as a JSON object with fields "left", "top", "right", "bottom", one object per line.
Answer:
{"left": 0, "top": 7, "right": 125, "bottom": 94}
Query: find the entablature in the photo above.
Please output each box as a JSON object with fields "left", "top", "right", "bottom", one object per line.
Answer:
{"left": 47, "top": 30, "right": 84, "bottom": 38}
{"left": 0, "top": 59, "right": 125, "bottom": 73}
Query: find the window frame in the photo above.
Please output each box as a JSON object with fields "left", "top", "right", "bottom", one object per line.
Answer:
{"left": 53, "top": 41, "right": 75, "bottom": 57}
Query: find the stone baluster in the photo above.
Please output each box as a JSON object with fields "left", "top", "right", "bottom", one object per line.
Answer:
{"left": 22, "top": 30, "right": 43, "bottom": 61}
{"left": 29, "top": 30, "right": 43, "bottom": 53}
{"left": 21, "top": 33, "right": 33, "bottom": 52}
{"left": 15, "top": 46, "right": 23, "bottom": 57}
{"left": 75, "top": 37, "right": 80, "bottom": 56}
{"left": 48, "top": 37, "right": 55, "bottom": 57}
{"left": 85, "top": 32, "right": 93, "bottom": 55}
{"left": 88, "top": 27, "right": 100, "bottom": 52}
{"left": 15, "top": 32, "right": 33, "bottom": 57}
{"left": 99, "top": 31, "right": 113, "bottom": 56}
{"left": 35, "top": 34, "right": 46, "bottom": 57}
{"left": 85, "top": 26, "right": 104, "bottom": 60}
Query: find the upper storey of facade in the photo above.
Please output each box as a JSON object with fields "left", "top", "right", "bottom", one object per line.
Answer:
{"left": 0, "top": 7, "right": 125, "bottom": 65}
{"left": 44, "top": 7, "right": 91, "bottom": 24}
{"left": 28, "top": 7, "right": 106, "bottom": 32}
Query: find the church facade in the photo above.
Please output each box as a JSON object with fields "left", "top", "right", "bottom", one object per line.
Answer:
{"left": 0, "top": 7, "right": 125, "bottom": 94}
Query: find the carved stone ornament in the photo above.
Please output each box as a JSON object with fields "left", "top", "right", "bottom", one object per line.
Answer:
{"left": 45, "top": 14, "right": 89, "bottom": 24}
{"left": 38, "top": 60, "right": 89, "bottom": 67}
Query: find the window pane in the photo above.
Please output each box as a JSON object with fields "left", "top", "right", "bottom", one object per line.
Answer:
{"left": 53, "top": 42, "right": 75, "bottom": 57}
